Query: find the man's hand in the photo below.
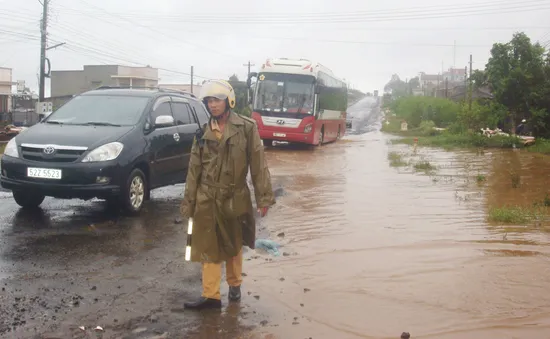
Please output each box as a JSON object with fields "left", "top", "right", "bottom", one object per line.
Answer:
{"left": 257, "top": 207, "right": 269, "bottom": 217}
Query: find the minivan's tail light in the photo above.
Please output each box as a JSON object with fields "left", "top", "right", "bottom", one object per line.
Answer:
{"left": 304, "top": 124, "right": 313, "bottom": 133}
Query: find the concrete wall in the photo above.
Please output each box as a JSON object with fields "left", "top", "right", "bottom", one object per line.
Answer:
{"left": 51, "top": 65, "right": 160, "bottom": 98}
{"left": 50, "top": 70, "right": 86, "bottom": 97}
{"left": 0, "top": 68, "right": 13, "bottom": 113}
{"left": 0, "top": 67, "right": 13, "bottom": 95}
{"left": 83, "top": 65, "right": 119, "bottom": 89}
{"left": 118, "top": 66, "right": 158, "bottom": 79}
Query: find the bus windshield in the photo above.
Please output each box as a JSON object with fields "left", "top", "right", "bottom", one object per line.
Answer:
{"left": 254, "top": 73, "right": 315, "bottom": 115}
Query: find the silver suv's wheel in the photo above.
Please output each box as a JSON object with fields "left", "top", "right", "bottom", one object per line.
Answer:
{"left": 123, "top": 168, "right": 147, "bottom": 214}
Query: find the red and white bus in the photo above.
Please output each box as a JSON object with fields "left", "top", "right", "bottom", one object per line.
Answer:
{"left": 247, "top": 58, "right": 347, "bottom": 147}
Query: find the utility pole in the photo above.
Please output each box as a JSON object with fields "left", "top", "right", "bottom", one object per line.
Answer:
{"left": 39, "top": 0, "right": 49, "bottom": 102}
{"left": 436, "top": 74, "right": 440, "bottom": 97}
{"left": 445, "top": 78, "right": 448, "bottom": 98}
{"left": 468, "top": 54, "right": 473, "bottom": 110}
{"left": 190, "top": 66, "right": 194, "bottom": 94}
{"left": 243, "top": 61, "right": 254, "bottom": 79}
{"left": 243, "top": 60, "right": 255, "bottom": 103}
{"left": 464, "top": 66, "right": 468, "bottom": 102}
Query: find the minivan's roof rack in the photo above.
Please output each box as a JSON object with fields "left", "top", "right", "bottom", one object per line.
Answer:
{"left": 157, "top": 87, "right": 197, "bottom": 99}
{"left": 95, "top": 85, "right": 157, "bottom": 90}
{"left": 94, "top": 85, "right": 197, "bottom": 99}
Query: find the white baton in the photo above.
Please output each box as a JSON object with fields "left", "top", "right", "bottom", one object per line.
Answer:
{"left": 185, "top": 218, "right": 193, "bottom": 261}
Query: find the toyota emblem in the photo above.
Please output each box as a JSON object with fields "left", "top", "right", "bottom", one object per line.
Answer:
{"left": 276, "top": 120, "right": 285, "bottom": 125}
{"left": 43, "top": 146, "right": 56, "bottom": 155}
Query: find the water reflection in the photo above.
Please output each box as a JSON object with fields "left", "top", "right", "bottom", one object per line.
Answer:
{"left": 184, "top": 304, "right": 260, "bottom": 339}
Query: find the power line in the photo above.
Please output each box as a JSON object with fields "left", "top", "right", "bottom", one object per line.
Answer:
{"left": 1, "top": 10, "right": 547, "bottom": 33}
{"left": 52, "top": 0, "right": 549, "bottom": 24}
{"left": 46, "top": 31, "right": 214, "bottom": 79}
{"left": 56, "top": 0, "right": 547, "bottom": 19}
{"left": 4, "top": 1, "right": 218, "bottom": 83}
{"left": 55, "top": 40, "right": 213, "bottom": 80}
{"left": 67, "top": 0, "right": 246, "bottom": 61}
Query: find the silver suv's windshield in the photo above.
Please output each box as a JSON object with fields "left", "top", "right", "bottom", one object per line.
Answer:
{"left": 45, "top": 95, "right": 150, "bottom": 126}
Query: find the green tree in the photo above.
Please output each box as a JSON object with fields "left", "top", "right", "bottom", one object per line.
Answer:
{"left": 390, "top": 96, "right": 460, "bottom": 128}
{"left": 408, "top": 76, "right": 420, "bottom": 90}
{"left": 227, "top": 74, "right": 250, "bottom": 116}
{"left": 470, "top": 69, "right": 488, "bottom": 89}
{"left": 484, "top": 32, "right": 547, "bottom": 133}
{"left": 384, "top": 74, "right": 409, "bottom": 98}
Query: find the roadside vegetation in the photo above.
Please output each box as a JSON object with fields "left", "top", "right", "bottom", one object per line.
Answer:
{"left": 387, "top": 151, "right": 437, "bottom": 174}
{"left": 488, "top": 206, "right": 547, "bottom": 225}
{"left": 0, "top": 143, "right": 5, "bottom": 155}
{"left": 388, "top": 143, "right": 550, "bottom": 227}
{"left": 387, "top": 151, "right": 407, "bottom": 167}
{"left": 381, "top": 32, "right": 550, "bottom": 154}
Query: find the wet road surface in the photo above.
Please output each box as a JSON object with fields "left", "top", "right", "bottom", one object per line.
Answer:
{"left": 2, "top": 100, "right": 550, "bottom": 338}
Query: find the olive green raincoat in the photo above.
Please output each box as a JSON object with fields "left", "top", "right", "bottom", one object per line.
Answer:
{"left": 180, "top": 112, "right": 275, "bottom": 263}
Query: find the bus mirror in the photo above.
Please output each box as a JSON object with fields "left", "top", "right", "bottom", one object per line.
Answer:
{"left": 246, "top": 72, "right": 258, "bottom": 88}
{"left": 314, "top": 86, "right": 321, "bottom": 94}
{"left": 248, "top": 88, "right": 254, "bottom": 105}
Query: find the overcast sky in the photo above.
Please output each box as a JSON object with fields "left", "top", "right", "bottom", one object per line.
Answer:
{"left": 0, "top": 0, "right": 549, "bottom": 96}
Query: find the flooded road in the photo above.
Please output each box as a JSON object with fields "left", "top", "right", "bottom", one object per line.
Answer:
{"left": 2, "top": 103, "right": 550, "bottom": 338}
{"left": 249, "top": 137, "right": 550, "bottom": 339}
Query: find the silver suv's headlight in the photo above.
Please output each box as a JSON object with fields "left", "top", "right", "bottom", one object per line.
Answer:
{"left": 3, "top": 138, "right": 19, "bottom": 158}
{"left": 82, "top": 142, "right": 124, "bottom": 163}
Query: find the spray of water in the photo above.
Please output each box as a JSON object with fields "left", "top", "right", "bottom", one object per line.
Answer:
{"left": 346, "top": 96, "right": 382, "bottom": 135}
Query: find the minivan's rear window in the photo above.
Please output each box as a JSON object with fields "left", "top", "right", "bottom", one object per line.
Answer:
{"left": 46, "top": 95, "right": 150, "bottom": 126}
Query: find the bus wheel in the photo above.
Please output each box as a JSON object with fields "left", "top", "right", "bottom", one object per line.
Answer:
{"left": 318, "top": 128, "right": 324, "bottom": 146}
{"left": 263, "top": 139, "right": 274, "bottom": 147}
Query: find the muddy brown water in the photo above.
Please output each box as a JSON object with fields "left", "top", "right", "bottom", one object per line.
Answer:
{"left": 243, "top": 132, "right": 550, "bottom": 339}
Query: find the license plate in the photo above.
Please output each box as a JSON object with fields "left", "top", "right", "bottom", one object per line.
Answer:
{"left": 273, "top": 133, "right": 286, "bottom": 137}
{"left": 27, "top": 167, "right": 62, "bottom": 180}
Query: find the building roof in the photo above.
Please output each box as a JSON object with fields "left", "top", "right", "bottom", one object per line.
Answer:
{"left": 420, "top": 73, "right": 441, "bottom": 82}
{"left": 111, "top": 75, "right": 159, "bottom": 81}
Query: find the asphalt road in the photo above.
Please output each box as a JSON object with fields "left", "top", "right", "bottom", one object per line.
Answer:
{"left": 0, "top": 180, "right": 286, "bottom": 339}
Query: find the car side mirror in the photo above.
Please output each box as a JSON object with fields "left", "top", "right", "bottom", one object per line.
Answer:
{"left": 154, "top": 115, "right": 175, "bottom": 128}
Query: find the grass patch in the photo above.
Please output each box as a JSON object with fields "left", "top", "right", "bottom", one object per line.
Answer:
{"left": 476, "top": 174, "right": 486, "bottom": 183}
{"left": 381, "top": 117, "right": 441, "bottom": 137}
{"left": 387, "top": 151, "right": 407, "bottom": 167}
{"left": 488, "top": 206, "right": 547, "bottom": 224}
{"left": 382, "top": 115, "right": 533, "bottom": 151}
{"left": 0, "top": 143, "right": 5, "bottom": 155}
{"left": 392, "top": 132, "right": 524, "bottom": 150}
{"left": 413, "top": 160, "right": 436, "bottom": 172}
{"left": 526, "top": 138, "right": 550, "bottom": 154}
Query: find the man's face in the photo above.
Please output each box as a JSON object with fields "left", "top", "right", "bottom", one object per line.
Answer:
{"left": 206, "top": 97, "right": 226, "bottom": 117}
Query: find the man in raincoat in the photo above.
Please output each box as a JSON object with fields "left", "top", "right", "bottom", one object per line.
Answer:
{"left": 180, "top": 79, "right": 276, "bottom": 309}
